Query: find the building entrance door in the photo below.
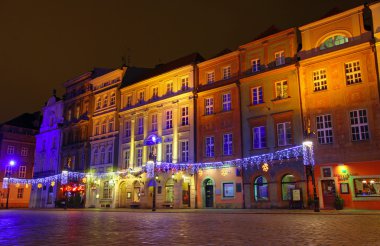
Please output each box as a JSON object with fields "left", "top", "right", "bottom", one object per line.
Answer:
{"left": 119, "top": 182, "right": 127, "bottom": 208}
{"left": 321, "top": 180, "right": 336, "bottom": 209}
{"left": 204, "top": 179, "right": 214, "bottom": 208}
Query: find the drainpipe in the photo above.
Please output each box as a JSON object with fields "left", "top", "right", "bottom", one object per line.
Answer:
{"left": 193, "top": 63, "right": 199, "bottom": 209}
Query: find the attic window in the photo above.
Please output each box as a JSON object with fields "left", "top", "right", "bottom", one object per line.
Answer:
{"left": 320, "top": 35, "right": 348, "bottom": 50}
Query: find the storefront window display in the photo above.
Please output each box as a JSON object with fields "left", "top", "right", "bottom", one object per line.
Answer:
{"left": 281, "top": 174, "right": 295, "bottom": 200}
{"left": 165, "top": 179, "right": 174, "bottom": 203}
{"left": 354, "top": 178, "right": 380, "bottom": 197}
{"left": 254, "top": 176, "right": 268, "bottom": 201}
{"left": 223, "top": 182, "right": 234, "bottom": 198}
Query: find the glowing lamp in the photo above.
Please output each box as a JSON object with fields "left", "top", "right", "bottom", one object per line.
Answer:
{"left": 15, "top": 183, "right": 20, "bottom": 188}
{"left": 262, "top": 163, "right": 269, "bottom": 172}
{"left": 37, "top": 183, "right": 43, "bottom": 189}
{"left": 25, "top": 184, "right": 29, "bottom": 189}
{"left": 9, "top": 160, "right": 15, "bottom": 166}
{"left": 51, "top": 181, "right": 55, "bottom": 187}
{"left": 302, "top": 140, "right": 313, "bottom": 147}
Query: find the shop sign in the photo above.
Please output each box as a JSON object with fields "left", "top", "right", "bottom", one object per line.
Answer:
{"left": 333, "top": 172, "right": 358, "bottom": 182}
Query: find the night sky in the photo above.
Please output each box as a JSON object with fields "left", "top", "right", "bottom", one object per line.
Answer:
{"left": 0, "top": 0, "right": 364, "bottom": 123}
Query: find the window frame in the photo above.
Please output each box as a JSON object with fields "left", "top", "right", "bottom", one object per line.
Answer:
{"left": 316, "top": 114, "right": 333, "bottom": 144}
{"left": 350, "top": 109, "right": 369, "bottom": 141}
{"left": 222, "top": 93, "right": 232, "bottom": 111}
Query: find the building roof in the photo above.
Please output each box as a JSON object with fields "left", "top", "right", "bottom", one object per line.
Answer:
{"left": 91, "top": 67, "right": 115, "bottom": 79}
{"left": 120, "top": 53, "right": 204, "bottom": 87}
{"left": 1, "top": 112, "right": 41, "bottom": 130}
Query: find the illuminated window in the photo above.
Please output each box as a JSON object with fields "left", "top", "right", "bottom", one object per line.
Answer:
{"left": 166, "top": 82, "right": 173, "bottom": 94}
{"left": 313, "top": 69, "right": 327, "bottom": 91}
{"left": 7, "top": 145, "right": 15, "bottom": 154}
{"left": 17, "top": 188, "right": 24, "bottom": 199}
{"left": 222, "top": 66, "right": 231, "bottom": 80}
{"left": 137, "top": 117, "right": 144, "bottom": 135}
{"left": 252, "top": 87, "right": 263, "bottom": 105}
{"left": 181, "top": 141, "right": 189, "bottom": 162}
{"left": 350, "top": 109, "right": 369, "bottom": 141}
{"left": 277, "top": 122, "right": 292, "bottom": 146}
{"left": 223, "top": 182, "right": 234, "bottom": 198}
{"left": 103, "top": 96, "right": 108, "bottom": 107}
{"left": 110, "top": 93, "right": 116, "bottom": 105}
{"left": 151, "top": 114, "right": 158, "bottom": 131}
{"left": 75, "top": 106, "right": 80, "bottom": 119}
{"left": 281, "top": 174, "right": 295, "bottom": 200}
{"left": 126, "top": 95, "right": 132, "bottom": 107}
{"left": 181, "top": 76, "right": 189, "bottom": 90}
{"left": 345, "top": 61, "right": 362, "bottom": 85}
{"left": 165, "top": 143, "right": 173, "bottom": 163}
{"left": 320, "top": 35, "right": 348, "bottom": 50}
{"left": 152, "top": 87, "right": 159, "bottom": 99}
{"left": 21, "top": 147, "right": 28, "bottom": 156}
{"left": 19, "top": 166, "right": 26, "bottom": 178}
{"left": 125, "top": 120, "right": 131, "bottom": 137}
{"left": 103, "top": 181, "right": 112, "bottom": 199}
{"left": 124, "top": 150, "right": 130, "bottom": 168}
{"left": 354, "top": 178, "right": 380, "bottom": 197}
{"left": 275, "top": 50, "right": 285, "bottom": 66}
{"left": 138, "top": 90, "right": 145, "bottom": 103}
{"left": 166, "top": 110, "right": 173, "bottom": 129}
{"left": 316, "top": 114, "right": 333, "bottom": 144}
{"left": 223, "top": 133, "right": 233, "bottom": 156}
{"left": 136, "top": 148, "right": 143, "bottom": 167}
{"left": 253, "top": 126, "right": 266, "bottom": 149}
{"left": 181, "top": 107, "right": 189, "bottom": 126}
{"left": 251, "top": 59, "right": 260, "bottom": 72}
{"left": 254, "top": 176, "right": 268, "bottom": 201}
{"left": 205, "top": 136, "right": 215, "bottom": 157}
{"left": 96, "top": 98, "right": 101, "bottom": 110}
{"left": 207, "top": 71, "right": 215, "bottom": 84}
{"left": 165, "top": 179, "right": 175, "bottom": 203}
{"left": 205, "top": 98, "right": 214, "bottom": 115}
{"left": 275, "top": 80, "right": 288, "bottom": 99}
{"left": 67, "top": 109, "right": 72, "bottom": 121}
{"left": 222, "top": 93, "right": 231, "bottom": 111}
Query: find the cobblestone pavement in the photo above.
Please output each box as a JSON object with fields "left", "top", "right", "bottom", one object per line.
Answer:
{"left": 1, "top": 209, "right": 380, "bottom": 246}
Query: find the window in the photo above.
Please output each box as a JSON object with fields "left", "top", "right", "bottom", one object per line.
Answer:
{"left": 96, "top": 98, "right": 101, "bottom": 110}
{"left": 5, "top": 165, "right": 12, "bottom": 177}
{"left": 165, "top": 179, "right": 175, "bottom": 203}
{"left": 137, "top": 117, "right": 144, "bottom": 135}
{"left": 75, "top": 106, "right": 80, "bottom": 119}
{"left": 223, "top": 133, "right": 233, "bottom": 156}
{"left": 19, "top": 166, "right": 26, "bottom": 178}
{"left": 93, "top": 148, "right": 99, "bottom": 165}
{"left": 67, "top": 110, "right": 72, "bottom": 121}
{"left": 281, "top": 174, "right": 296, "bottom": 200}
{"left": 205, "top": 136, "right": 215, "bottom": 157}
{"left": 17, "top": 188, "right": 24, "bottom": 199}
{"left": 205, "top": 98, "right": 214, "bottom": 115}
{"left": 181, "top": 107, "right": 189, "bottom": 126}
{"left": 345, "top": 61, "right": 362, "bottom": 85}
{"left": 254, "top": 176, "right": 268, "bottom": 201}
{"left": 275, "top": 80, "right": 288, "bottom": 99}
{"left": 125, "top": 121, "right": 131, "bottom": 137}
{"left": 320, "top": 35, "right": 348, "bottom": 50}
{"left": 222, "top": 66, "right": 231, "bottom": 80}
{"left": 108, "top": 147, "right": 113, "bottom": 163}
{"left": 101, "top": 121, "right": 106, "bottom": 134}
{"left": 205, "top": 72, "right": 214, "bottom": 85}
{"left": 7, "top": 145, "right": 15, "bottom": 154}
{"left": 275, "top": 51, "right": 285, "bottom": 66}
{"left": 354, "top": 178, "right": 380, "bottom": 197}
{"left": 136, "top": 148, "right": 142, "bottom": 167}
{"left": 103, "top": 96, "right": 108, "bottom": 107}
{"left": 100, "top": 148, "right": 106, "bottom": 164}
{"left": 252, "top": 87, "right": 263, "bottom": 105}
{"left": 166, "top": 82, "right": 173, "bottom": 94}
{"left": 316, "top": 114, "right": 333, "bottom": 144}
{"left": 253, "top": 126, "right": 266, "bottom": 149}
{"left": 350, "top": 109, "right": 369, "bottom": 141}
{"left": 138, "top": 91, "right": 145, "bottom": 103}
{"left": 151, "top": 114, "right": 158, "bottom": 131}
{"left": 166, "top": 110, "right": 173, "bottom": 129}
{"left": 124, "top": 150, "right": 130, "bottom": 168}
{"left": 277, "top": 122, "right": 292, "bottom": 146}
{"left": 152, "top": 87, "right": 159, "bottom": 98}
{"left": 21, "top": 147, "right": 28, "bottom": 156}
{"left": 222, "top": 93, "right": 231, "bottom": 111}
{"left": 251, "top": 59, "right": 260, "bottom": 72}
{"left": 108, "top": 118, "right": 114, "bottom": 132}
{"left": 313, "top": 69, "right": 327, "bottom": 91}
{"left": 95, "top": 122, "right": 100, "bottom": 135}
{"left": 165, "top": 143, "right": 173, "bottom": 163}
{"left": 181, "top": 76, "right": 189, "bottom": 90}
{"left": 181, "top": 141, "right": 189, "bottom": 162}
{"left": 103, "top": 181, "right": 112, "bottom": 199}
{"left": 126, "top": 95, "right": 132, "bottom": 107}
{"left": 223, "top": 182, "right": 234, "bottom": 198}
{"left": 110, "top": 93, "right": 116, "bottom": 105}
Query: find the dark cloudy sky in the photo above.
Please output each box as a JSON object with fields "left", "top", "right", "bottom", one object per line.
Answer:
{"left": 0, "top": 0, "right": 364, "bottom": 123}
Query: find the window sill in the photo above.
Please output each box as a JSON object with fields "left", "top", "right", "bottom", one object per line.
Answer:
{"left": 271, "top": 97, "right": 291, "bottom": 104}
{"left": 313, "top": 89, "right": 328, "bottom": 93}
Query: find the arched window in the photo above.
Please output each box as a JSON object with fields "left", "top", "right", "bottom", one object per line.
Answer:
{"left": 254, "top": 176, "right": 268, "bottom": 201}
{"left": 165, "top": 179, "right": 175, "bottom": 203}
{"left": 95, "top": 122, "right": 100, "bottom": 135}
{"left": 281, "top": 174, "right": 296, "bottom": 200}
{"left": 96, "top": 98, "right": 101, "bottom": 110}
{"left": 109, "top": 118, "right": 114, "bottom": 132}
{"left": 320, "top": 35, "right": 348, "bottom": 50}
{"left": 102, "top": 120, "right": 107, "bottom": 134}
{"left": 103, "top": 96, "right": 108, "bottom": 107}
{"left": 100, "top": 148, "right": 106, "bottom": 164}
{"left": 110, "top": 93, "right": 116, "bottom": 105}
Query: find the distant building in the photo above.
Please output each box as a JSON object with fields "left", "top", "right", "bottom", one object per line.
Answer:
{"left": 0, "top": 112, "right": 40, "bottom": 208}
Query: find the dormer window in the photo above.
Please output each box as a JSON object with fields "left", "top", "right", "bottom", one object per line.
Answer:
{"left": 320, "top": 35, "right": 348, "bottom": 50}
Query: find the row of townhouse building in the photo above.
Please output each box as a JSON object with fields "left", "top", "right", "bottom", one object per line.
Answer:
{"left": 27, "top": 3, "right": 380, "bottom": 210}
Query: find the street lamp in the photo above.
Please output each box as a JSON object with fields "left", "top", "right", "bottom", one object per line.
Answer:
{"left": 144, "top": 134, "right": 162, "bottom": 212}
{"left": 6, "top": 160, "right": 16, "bottom": 209}
{"left": 303, "top": 140, "right": 319, "bottom": 212}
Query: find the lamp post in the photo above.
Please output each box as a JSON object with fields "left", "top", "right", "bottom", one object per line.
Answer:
{"left": 6, "top": 160, "right": 16, "bottom": 209}
{"left": 144, "top": 134, "right": 162, "bottom": 212}
{"left": 303, "top": 140, "right": 319, "bottom": 212}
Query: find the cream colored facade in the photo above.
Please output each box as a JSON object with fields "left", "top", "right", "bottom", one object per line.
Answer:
{"left": 118, "top": 64, "right": 197, "bottom": 209}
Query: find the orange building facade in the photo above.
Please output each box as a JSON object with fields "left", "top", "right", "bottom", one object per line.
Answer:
{"left": 196, "top": 51, "right": 243, "bottom": 208}
{"left": 299, "top": 6, "right": 380, "bottom": 209}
